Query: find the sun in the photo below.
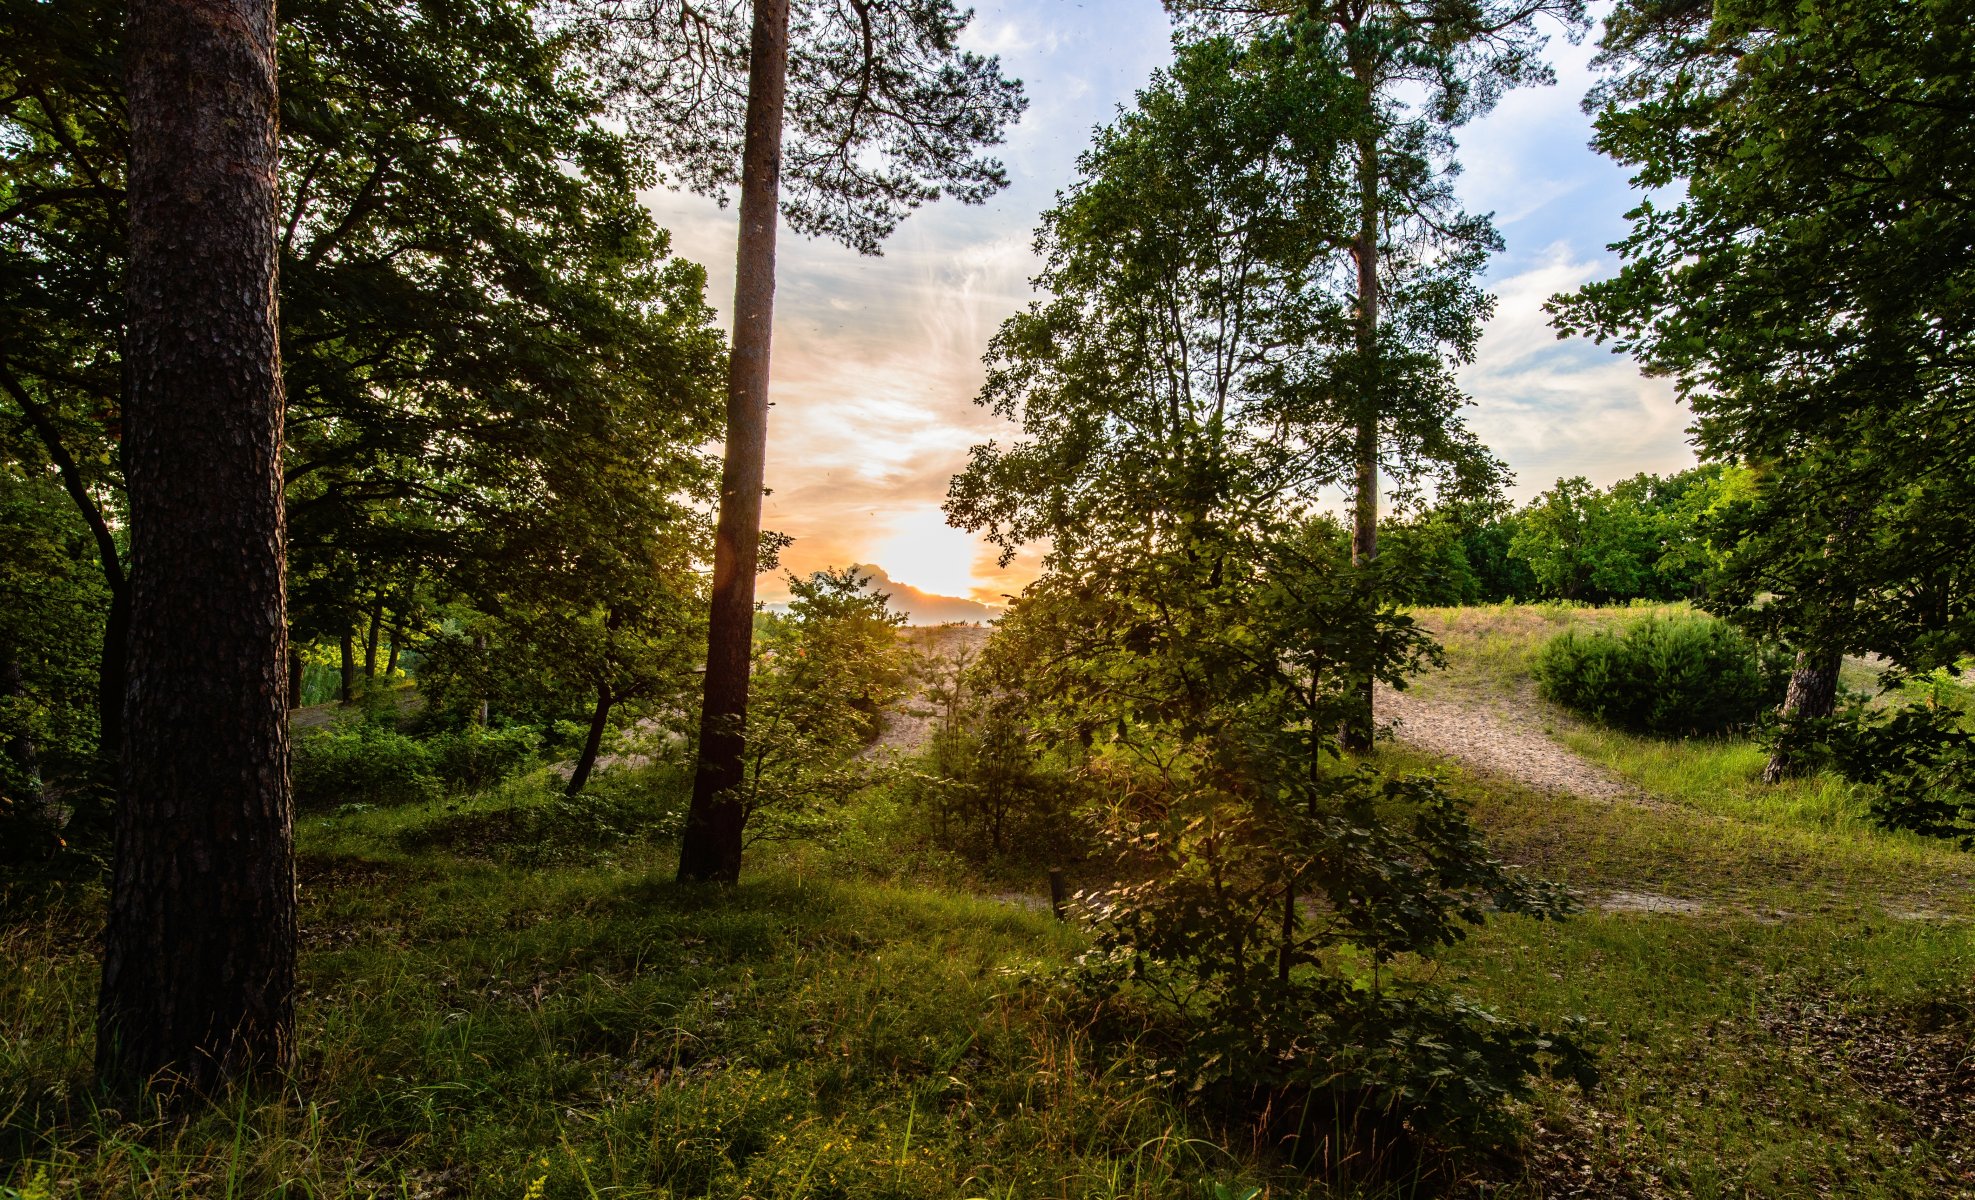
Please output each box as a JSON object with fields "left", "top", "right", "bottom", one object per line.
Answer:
{"left": 868, "top": 504, "right": 984, "bottom": 600}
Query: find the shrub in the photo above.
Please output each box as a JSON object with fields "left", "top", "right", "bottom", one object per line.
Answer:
{"left": 1535, "top": 616, "right": 1783, "bottom": 736}
{"left": 293, "top": 723, "right": 440, "bottom": 808}
{"left": 424, "top": 724, "right": 540, "bottom": 792}
{"left": 293, "top": 720, "right": 539, "bottom": 808}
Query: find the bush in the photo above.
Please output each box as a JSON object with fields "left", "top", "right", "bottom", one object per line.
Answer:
{"left": 1535, "top": 616, "right": 1783, "bottom": 736}
{"left": 423, "top": 724, "right": 540, "bottom": 792}
{"left": 293, "top": 723, "right": 440, "bottom": 808}
{"left": 293, "top": 720, "right": 539, "bottom": 808}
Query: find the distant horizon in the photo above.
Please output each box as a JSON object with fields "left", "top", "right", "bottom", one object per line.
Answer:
{"left": 644, "top": 0, "right": 1690, "bottom": 615}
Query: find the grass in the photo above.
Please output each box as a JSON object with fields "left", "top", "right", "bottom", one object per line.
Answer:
{"left": 1379, "top": 604, "right": 1975, "bottom": 1198}
{"left": 2, "top": 770, "right": 1311, "bottom": 1200}
{"left": 6, "top": 603, "right": 1975, "bottom": 1198}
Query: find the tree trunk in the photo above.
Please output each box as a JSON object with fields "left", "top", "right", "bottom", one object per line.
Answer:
{"left": 677, "top": 0, "right": 791, "bottom": 885}
{"left": 99, "top": 0, "right": 294, "bottom": 1099}
{"left": 362, "top": 595, "right": 383, "bottom": 678}
{"left": 566, "top": 683, "right": 613, "bottom": 798}
{"left": 384, "top": 632, "right": 399, "bottom": 678}
{"left": 339, "top": 629, "right": 355, "bottom": 705}
{"left": 1762, "top": 649, "right": 1842, "bottom": 783}
{"left": 1340, "top": 107, "right": 1381, "bottom": 754}
{"left": 287, "top": 643, "right": 303, "bottom": 710}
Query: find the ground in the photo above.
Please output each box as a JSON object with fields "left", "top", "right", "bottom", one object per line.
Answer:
{"left": 3, "top": 604, "right": 1972, "bottom": 1198}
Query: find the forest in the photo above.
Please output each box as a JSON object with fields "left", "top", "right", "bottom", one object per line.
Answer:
{"left": 3, "top": 0, "right": 1973, "bottom": 1196}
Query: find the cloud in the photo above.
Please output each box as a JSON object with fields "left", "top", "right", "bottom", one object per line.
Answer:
{"left": 1457, "top": 244, "right": 1697, "bottom": 500}
{"left": 852, "top": 564, "right": 1002, "bottom": 626}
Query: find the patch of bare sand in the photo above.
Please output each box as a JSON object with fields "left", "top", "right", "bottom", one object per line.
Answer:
{"left": 1374, "top": 682, "right": 1646, "bottom": 806}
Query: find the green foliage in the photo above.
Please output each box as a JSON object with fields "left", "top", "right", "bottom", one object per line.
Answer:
{"left": 1761, "top": 695, "right": 1975, "bottom": 846}
{"left": 944, "top": 33, "right": 1586, "bottom": 1150}
{"left": 293, "top": 717, "right": 539, "bottom": 809}
{"left": 0, "top": 469, "right": 107, "bottom": 855}
{"left": 1555, "top": 0, "right": 1975, "bottom": 676}
{"left": 1536, "top": 616, "right": 1783, "bottom": 736}
{"left": 900, "top": 638, "right": 1076, "bottom": 860}
{"left": 3, "top": 0, "right": 729, "bottom": 768}
{"left": 734, "top": 568, "right": 910, "bottom": 844}
{"left": 573, "top": 0, "right": 1026, "bottom": 254}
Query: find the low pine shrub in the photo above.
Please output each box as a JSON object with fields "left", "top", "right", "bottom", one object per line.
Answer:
{"left": 1535, "top": 616, "right": 1783, "bottom": 736}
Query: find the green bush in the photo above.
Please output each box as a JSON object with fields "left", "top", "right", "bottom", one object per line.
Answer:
{"left": 423, "top": 724, "right": 539, "bottom": 792}
{"left": 293, "top": 723, "right": 441, "bottom": 808}
{"left": 1535, "top": 616, "right": 1782, "bottom": 736}
{"left": 293, "top": 720, "right": 539, "bottom": 808}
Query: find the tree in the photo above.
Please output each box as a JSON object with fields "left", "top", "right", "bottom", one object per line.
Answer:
{"left": 1167, "top": 0, "right": 1582, "bottom": 747}
{"left": 4, "top": 0, "right": 726, "bottom": 782}
{"left": 1552, "top": 0, "right": 1975, "bottom": 783}
{"left": 729, "top": 567, "right": 908, "bottom": 842}
{"left": 949, "top": 42, "right": 1587, "bottom": 1149}
{"left": 98, "top": 0, "right": 294, "bottom": 1096}
{"left": 570, "top": 0, "right": 1025, "bottom": 884}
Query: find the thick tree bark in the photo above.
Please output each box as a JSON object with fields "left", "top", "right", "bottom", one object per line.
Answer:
{"left": 99, "top": 0, "right": 295, "bottom": 1099}
{"left": 287, "top": 644, "right": 304, "bottom": 710}
{"left": 566, "top": 683, "right": 613, "bottom": 798}
{"left": 1341, "top": 109, "right": 1381, "bottom": 754}
{"left": 677, "top": 0, "right": 790, "bottom": 885}
{"left": 1762, "top": 649, "right": 1842, "bottom": 783}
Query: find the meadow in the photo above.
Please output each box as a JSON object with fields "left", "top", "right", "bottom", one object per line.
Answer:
{"left": 6, "top": 604, "right": 1971, "bottom": 1199}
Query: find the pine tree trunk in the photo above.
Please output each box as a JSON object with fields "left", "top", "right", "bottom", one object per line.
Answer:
{"left": 677, "top": 0, "right": 790, "bottom": 885}
{"left": 1762, "top": 650, "right": 1842, "bottom": 783}
{"left": 1340, "top": 108, "right": 1381, "bottom": 754}
{"left": 287, "top": 644, "right": 303, "bottom": 710}
{"left": 566, "top": 683, "right": 613, "bottom": 798}
{"left": 99, "top": 0, "right": 294, "bottom": 1098}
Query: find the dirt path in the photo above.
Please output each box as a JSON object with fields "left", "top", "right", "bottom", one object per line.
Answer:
{"left": 1374, "top": 682, "right": 1648, "bottom": 805}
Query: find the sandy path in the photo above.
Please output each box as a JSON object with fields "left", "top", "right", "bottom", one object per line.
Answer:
{"left": 1374, "top": 682, "right": 1646, "bottom": 805}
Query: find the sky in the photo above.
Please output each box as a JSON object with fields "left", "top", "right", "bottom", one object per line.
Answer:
{"left": 638, "top": 1, "right": 1695, "bottom": 623}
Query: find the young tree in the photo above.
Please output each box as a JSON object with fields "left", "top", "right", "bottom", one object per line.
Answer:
{"left": 1552, "top": 0, "right": 1975, "bottom": 783}
{"left": 950, "top": 43, "right": 1588, "bottom": 1147}
{"left": 99, "top": 0, "right": 294, "bottom": 1095}
{"left": 570, "top": 0, "right": 1025, "bottom": 883}
{"left": 1169, "top": 0, "right": 1585, "bottom": 747}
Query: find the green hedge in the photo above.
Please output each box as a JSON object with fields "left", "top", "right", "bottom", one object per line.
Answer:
{"left": 1535, "top": 616, "right": 1783, "bottom": 736}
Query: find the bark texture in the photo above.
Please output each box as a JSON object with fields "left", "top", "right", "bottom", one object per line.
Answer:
{"left": 99, "top": 0, "right": 295, "bottom": 1098}
{"left": 677, "top": 0, "right": 790, "bottom": 885}
{"left": 1341, "top": 109, "right": 1381, "bottom": 754}
{"left": 1762, "top": 649, "right": 1842, "bottom": 783}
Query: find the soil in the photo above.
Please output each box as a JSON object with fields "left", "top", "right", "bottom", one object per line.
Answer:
{"left": 1373, "top": 681, "right": 1646, "bottom": 806}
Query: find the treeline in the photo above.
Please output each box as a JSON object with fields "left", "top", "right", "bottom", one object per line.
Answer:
{"left": 1379, "top": 464, "right": 1743, "bottom": 607}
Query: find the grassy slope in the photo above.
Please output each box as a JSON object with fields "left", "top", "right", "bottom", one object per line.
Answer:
{"left": 1397, "top": 603, "right": 1975, "bottom": 1199}
{"left": 4, "top": 605, "right": 1974, "bottom": 1198}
